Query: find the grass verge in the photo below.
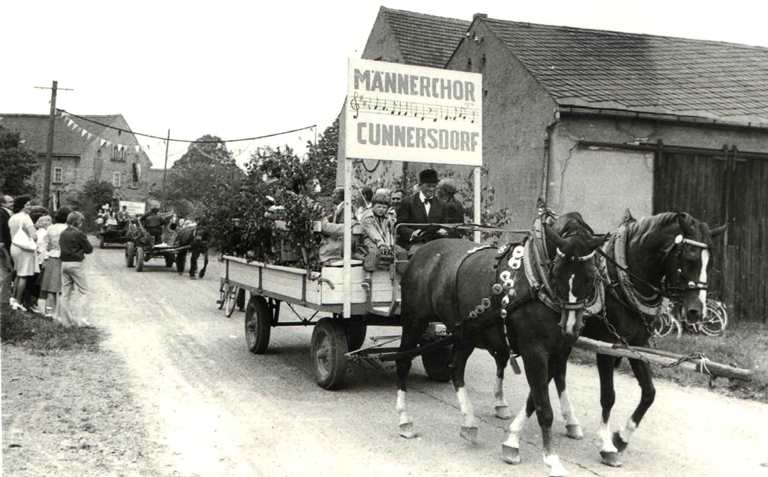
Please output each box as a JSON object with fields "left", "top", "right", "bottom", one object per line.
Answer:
{"left": 570, "top": 320, "right": 768, "bottom": 403}
{"left": 1, "top": 309, "right": 101, "bottom": 352}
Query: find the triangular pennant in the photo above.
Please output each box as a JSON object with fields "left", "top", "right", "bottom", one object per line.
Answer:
{"left": 87, "top": 132, "right": 93, "bottom": 140}
{"left": 100, "top": 139, "right": 107, "bottom": 147}
{"left": 81, "top": 129, "right": 88, "bottom": 137}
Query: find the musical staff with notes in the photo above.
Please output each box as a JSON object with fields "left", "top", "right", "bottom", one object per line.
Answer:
{"left": 349, "top": 93, "right": 479, "bottom": 124}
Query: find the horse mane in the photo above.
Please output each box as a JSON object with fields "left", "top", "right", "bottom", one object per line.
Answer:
{"left": 626, "top": 211, "right": 710, "bottom": 249}
{"left": 557, "top": 212, "right": 595, "bottom": 237}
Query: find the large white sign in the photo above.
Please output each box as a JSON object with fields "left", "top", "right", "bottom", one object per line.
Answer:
{"left": 345, "top": 59, "right": 482, "bottom": 166}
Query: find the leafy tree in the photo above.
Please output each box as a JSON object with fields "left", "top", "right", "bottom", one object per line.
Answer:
{"left": 0, "top": 125, "right": 38, "bottom": 196}
{"left": 165, "top": 135, "right": 244, "bottom": 216}
{"left": 304, "top": 120, "right": 338, "bottom": 194}
{"left": 73, "top": 180, "right": 114, "bottom": 231}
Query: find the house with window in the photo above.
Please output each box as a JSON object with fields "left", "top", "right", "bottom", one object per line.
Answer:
{"left": 0, "top": 113, "right": 157, "bottom": 209}
{"left": 353, "top": 7, "right": 768, "bottom": 320}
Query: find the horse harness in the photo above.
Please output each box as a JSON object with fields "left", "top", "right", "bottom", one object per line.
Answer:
{"left": 599, "top": 224, "right": 711, "bottom": 307}
{"left": 454, "top": 217, "right": 603, "bottom": 344}
{"left": 596, "top": 222, "right": 711, "bottom": 341}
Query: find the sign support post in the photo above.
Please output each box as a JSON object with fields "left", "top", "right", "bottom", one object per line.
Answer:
{"left": 473, "top": 166, "right": 481, "bottom": 243}
{"left": 343, "top": 153, "right": 353, "bottom": 318}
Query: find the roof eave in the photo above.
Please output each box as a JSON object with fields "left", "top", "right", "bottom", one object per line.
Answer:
{"left": 559, "top": 104, "right": 768, "bottom": 131}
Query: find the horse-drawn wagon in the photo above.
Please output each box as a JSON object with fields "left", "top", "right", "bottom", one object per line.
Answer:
{"left": 219, "top": 253, "right": 456, "bottom": 389}
{"left": 124, "top": 219, "right": 189, "bottom": 273}
{"left": 97, "top": 222, "right": 131, "bottom": 248}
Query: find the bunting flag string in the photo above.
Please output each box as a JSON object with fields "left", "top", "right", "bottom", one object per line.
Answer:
{"left": 55, "top": 108, "right": 318, "bottom": 165}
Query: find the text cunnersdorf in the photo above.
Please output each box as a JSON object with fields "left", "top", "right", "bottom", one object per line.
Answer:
{"left": 354, "top": 69, "right": 476, "bottom": 101}
{"left": 357, "top": 122, "right": 480, "bottom": 152}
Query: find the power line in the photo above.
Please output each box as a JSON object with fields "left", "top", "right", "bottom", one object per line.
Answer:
{"left": 57, "top": 108, "right": 316, "bottom": 144}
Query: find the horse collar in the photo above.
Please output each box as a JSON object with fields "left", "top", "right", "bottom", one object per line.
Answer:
{"left": 610, "top": 224, "right": 662, "bottom": 317}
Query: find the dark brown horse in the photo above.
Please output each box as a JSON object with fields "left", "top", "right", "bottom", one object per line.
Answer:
{"left": 571, "top": 211, "right": 724, "bottom": 467}
{"left": 395, "top": 212, "right": 605, "bottom": 477}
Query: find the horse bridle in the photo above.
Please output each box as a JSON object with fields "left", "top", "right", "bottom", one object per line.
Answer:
{"left": 660, "top": 234, "right": 710, "bottom": 297}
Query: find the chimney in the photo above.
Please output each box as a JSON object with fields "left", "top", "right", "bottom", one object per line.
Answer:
{"left": 473, "top": 13, "right": 487, "bottom": 21}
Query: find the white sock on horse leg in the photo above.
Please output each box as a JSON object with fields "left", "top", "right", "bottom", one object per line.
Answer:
{"left": 494, "top": 377, "right": 508, "bottom": 408}
{"left": 504, "top": 407, "right": 528, "bottom": 449}
{"left": 559, "top": 390, "right": 580, "bottom": 427}
{"left": 599, "top": 420, "right": 618, "bottom": 453}
{"left": 396, "top": 390, "right": 411, "bottom": 426}
{"left": 456, "top": 387, "right": 476, "bottom": 428}
{"left": 619, "top": 418, "right": 637, "bottom": 443}
{"left": 543, "top": 454, "right": 568, "bottom": 476}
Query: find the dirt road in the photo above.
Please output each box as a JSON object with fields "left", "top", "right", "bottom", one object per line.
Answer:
{"left": 87, "top": 246, "right": 767, "bottom": 477}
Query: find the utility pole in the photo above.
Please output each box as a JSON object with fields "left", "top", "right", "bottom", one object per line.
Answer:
{"left": 34, "top": 81, "right": 72, "bottom": 209}
{"left": 161, "top": 129, "right": 170, "bottom": 198}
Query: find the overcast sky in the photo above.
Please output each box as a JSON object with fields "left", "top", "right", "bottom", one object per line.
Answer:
{"left": 2, "top": 0, "right": 766, "bottom": 168}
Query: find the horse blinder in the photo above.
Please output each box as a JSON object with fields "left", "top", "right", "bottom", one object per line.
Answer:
{"left": 662, "top": 234, "right": 710, "bottom": 296}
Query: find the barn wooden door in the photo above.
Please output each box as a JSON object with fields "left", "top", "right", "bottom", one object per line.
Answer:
{"left": 654, "top": 146, "right": 768, "bottom": 322}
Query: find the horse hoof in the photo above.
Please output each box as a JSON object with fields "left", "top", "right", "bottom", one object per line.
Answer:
{"left": 612, "top": 431, "right": 629, "bottom": 452}
{"left": 460, "top": 426, "right": 478, "bottom": 443}
{"left": 399, "top": 422, "right": 417, "bottom": 439}
{"left": 565, "top": 424, "right": 584, "bottom": 440}
{"left": 495, "top": 405, "right": 513, "bottom": 420}
{"left": 501, "top": 444, "right": 521, "bottom": 464}
{"left": 600, "top": 451, "right": 622, "bottom": 467}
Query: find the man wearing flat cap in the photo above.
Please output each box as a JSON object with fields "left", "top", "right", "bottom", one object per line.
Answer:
{"left": 395, "top": 168, "right": 450, "bottom": 251}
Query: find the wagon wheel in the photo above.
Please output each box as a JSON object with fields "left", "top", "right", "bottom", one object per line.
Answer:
{"left": 245, "top": 296, "right": 271, "bottom": 354}
{"left": 420, "top": 339, "right": 452, "bottom": 382}
{"left": 125, "top": 242, "right": 135, "bottom": 268}
{"left": 345, "top": 320, "right": 367, "bottom": 351}
{"left": 311, "top": 318, "right": 348, "bottom": 390}
{"left": 224, "top": 286, "right": 239, "bottom": 317}
{"left": 136, "top": 247, "right": 145, "bottom": 272}
{"left": 164, "top": 254, "right": 175, "bottom": 268}
{"left": 216, "top": 281, "right": 227, "bottom": 310}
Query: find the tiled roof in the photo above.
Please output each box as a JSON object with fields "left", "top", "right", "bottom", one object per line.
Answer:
{"left": 381, "top": 7, "right": 470, "bottom": 69}
{"left": 0, "top": 113, "right": 122, "bottom": 156}
{"left": 482, "top": 18, "right": 768, "bottom": 124}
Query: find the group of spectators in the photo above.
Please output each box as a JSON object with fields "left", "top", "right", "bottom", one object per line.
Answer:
{"left": 0, "top": 194, "right": 93, "bottom": 327}
{"left": 316, "top": 168, "right": 465, "bottom": 269}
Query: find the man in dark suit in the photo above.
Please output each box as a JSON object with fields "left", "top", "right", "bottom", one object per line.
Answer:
{"left": 0, "top": 194, "right": 14, "bottom": 319}
{"left": 396, "top": 169, "right": 451, "bottom": 251}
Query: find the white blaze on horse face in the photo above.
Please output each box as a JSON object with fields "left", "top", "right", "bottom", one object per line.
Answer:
{"left": 456, "top": 387, "right": 477, "bottom": 428}
{"left": 598, "top": 420, "right": 618, "bottom": 453}
{"left": 699, "top": 249, "right": 710, "bottom": 319}
{"left": 565, "top": 274, "right": 577, "bottom": 335}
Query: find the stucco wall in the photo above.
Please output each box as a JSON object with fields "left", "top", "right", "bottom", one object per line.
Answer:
{"left": 546, "top": 116, "right": 768, "bottom": 233}
{"left": 547, "top": 122, "right": 654, "bottom": 232}
{"left": 447, "top": 21, "right": 558, "bottom": 228}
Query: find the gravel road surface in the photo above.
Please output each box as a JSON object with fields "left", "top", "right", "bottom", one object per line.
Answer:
{"left": 86, "top": 246, "right": 768, "bottom": 476}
